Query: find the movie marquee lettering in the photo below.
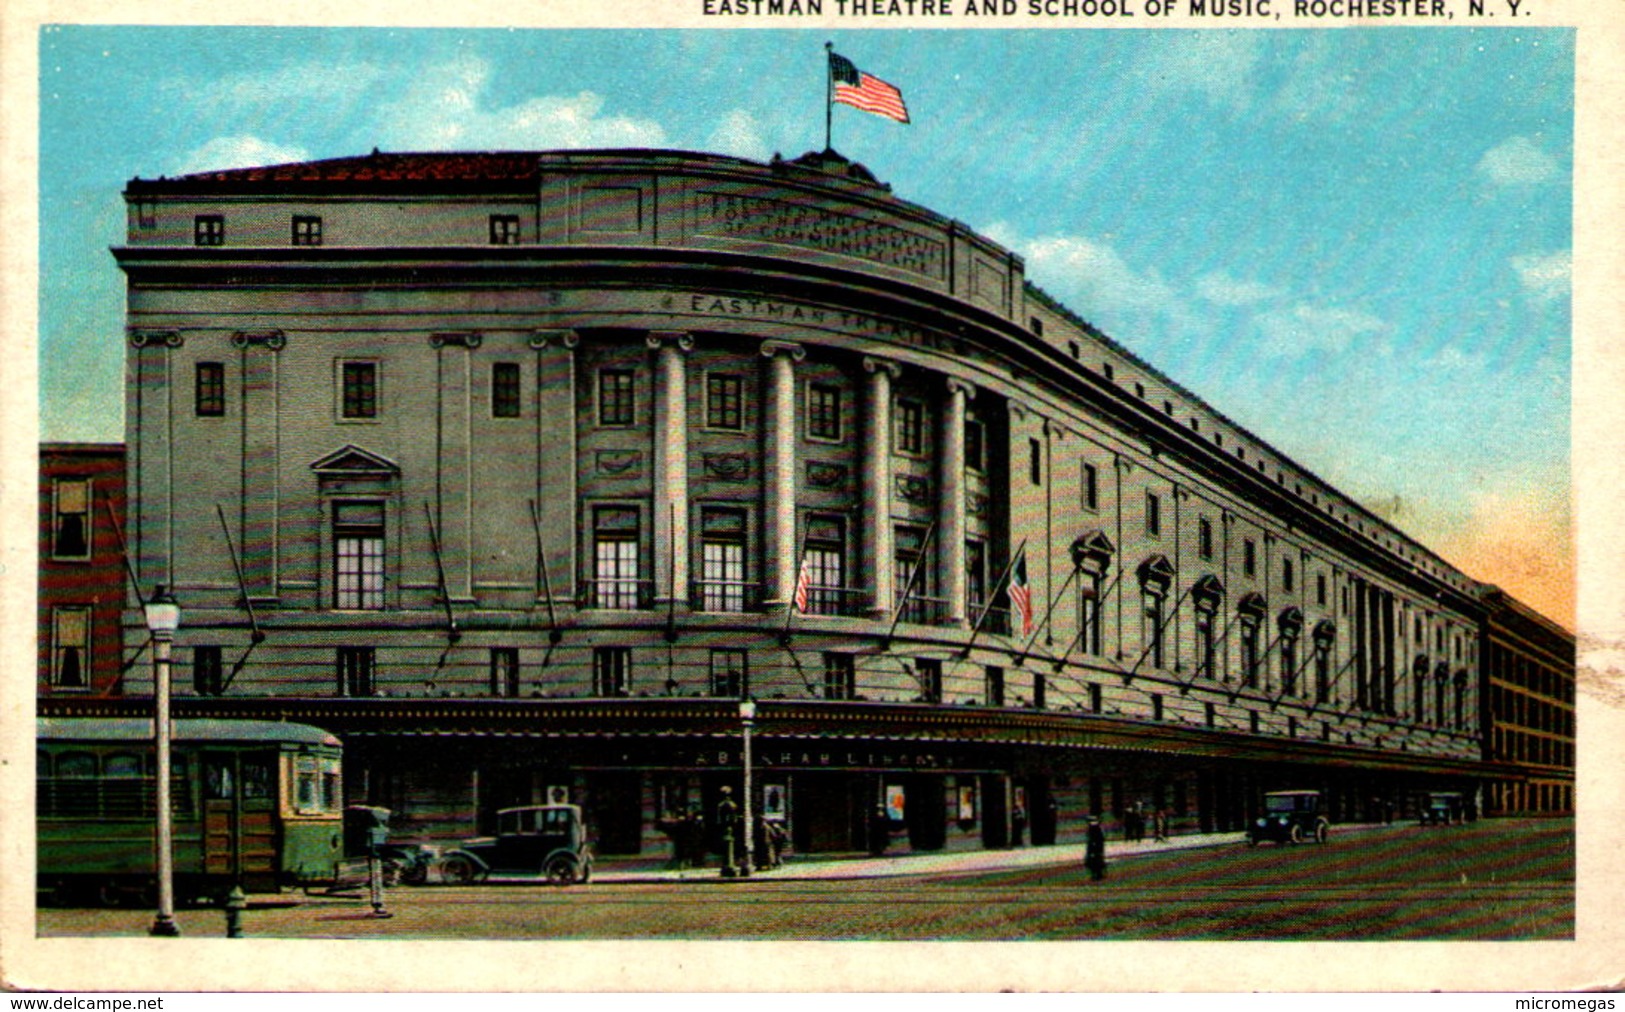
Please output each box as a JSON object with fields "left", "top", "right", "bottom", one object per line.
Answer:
{"left": 688, "top": 748, "right": 957, "bottom": 769}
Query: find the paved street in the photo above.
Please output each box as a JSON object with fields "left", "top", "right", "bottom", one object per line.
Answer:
{"left": 36, "top": 818, "right": 1572, "bottom": 941}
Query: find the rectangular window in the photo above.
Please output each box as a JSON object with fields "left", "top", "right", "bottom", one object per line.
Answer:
{"left": 492, "top": 362, "right": 522, "bottom": 419}
{"left": 195, "top": 362, "right": 226, "bottom": 417}
{"left": 334, "top": 501, "right": 385, "bottom": 610}
{"left": 340, "top": 361, "right": 378, "bottom": 419}
{"left": 709, "top": 649, "right": 747, "bottom": 698}
{"left": 489, "top": 214, "right": 521, "bottom": 245}
{"left": 490, "top": 647, "right": 520, "bottom": 698}
{"left": 1205, "top": 702, "right": 1216, "bottom": 728}
{"left": 894, "top": 524, "right": 933, "bottom": 623}
{"left": 51, "top": 607, "right": 90, "bottom": 689}
{"left": 52, "top": 478, "right": 91, "bottom": 560}
{"left": 1152, "top": 693, "right": 1164, "bottom": 721}
{"left": 917, "top": 658, "right": 943, "bottom": 704}
{"left": 1195, "top": 606, "right": 1217, "bottom": 679}
{"left": 1143, "top": 592, "right": 1165, "bottom": 669}
{"left": 336, "top": 647, "right": 375, "bottom": 697}
{"left": 1088, "top": 683, "right": 1102, "bottom": 714}
{"left": 802, "top": 515, "right": 846, "bottom": 615}
{"left": 822, "top": 653, "right": 855, "bottom": 701}
{"left": 706, "top": 373, "right": 744, "bottom": 430}
{"left": 1029, "top": 438, "right": 1042, "bottom": 485}
{"left": 593, "top": 647, "right": 632, "bottom": 696}
{"left": 193, "top": 214, "right": 224, "bottom": 246}
{"left": 895, "top": 399, "right": 924, "bottom": 454}
{"left": 1240, "top": 617, "right": 1261, "bottom": 688}
{"left": 1033, "top": 673, "right": 1046, "bottom": 710}
{"left": 1078, "top": 574, "right": 1103, "bottom": 656}
{"left": 1282, "top": 557, "right": 1295, "bottom": 593}
{"left": 1082, "top": 462, "right": 1098, "bottom": 511}
{"left": 1146, "top": 492, "right": 1161, "bottom": 537}
{"left": 985, "top": 666, "right": 1005, "bottom": 707}
{"left": 1198, "top": 516, "right": 1213, "bottom": 560}
{"left": 965, "top": 539, "right": 987, "bottom": 617}
{"left": 592, "top": 506, "right": 642, "bottom": 610}
{"left": 291, "top": 215, "right": 323, "bottom": 246}
{"left": 1317, "top": 573, "right": 1328, "bottom": 607}
{"left": 1243, "top": 539, "right": 1257, "bottom": 578}
{"left": 808, "top": 383, "right": 842, "bottom": 441}
{"left": 598, "top": 369, "right": 635, "bottom": 426}
{"left": 699, "top": 507, "right": 747, "bottom": 612}
{"left": 964, "top": 418, "right": 984, "bottom": 471}
{"left": 193, "top": 645, "right": 224, "bottom": 696}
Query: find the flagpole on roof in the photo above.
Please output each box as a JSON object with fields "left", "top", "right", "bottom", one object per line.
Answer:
{"left": 824, "top": 41, "right": 834, "bottom": 153}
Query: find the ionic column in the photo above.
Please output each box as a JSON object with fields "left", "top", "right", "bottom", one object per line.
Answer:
{"left": 649, "top": 331, "right": 694, "bottom": 608}
{"left": 761, "top": 340, "right": 805, "bottom": 608}
{"left": 941, "top": 376, "right": 973, "bottom": 627}
{"left": 863, "top": 356, "right": 902, "bottom": 620}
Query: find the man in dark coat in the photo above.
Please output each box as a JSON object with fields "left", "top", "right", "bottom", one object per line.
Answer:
{"left": 1085, "top": 816, "right": 1107, "bottom": 881}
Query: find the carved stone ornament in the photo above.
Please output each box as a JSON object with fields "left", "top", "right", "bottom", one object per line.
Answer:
{"left": 646, "top": 331, "right": 695, "bottom": 352}
{"left": 128, "top": 328, "right": 183, "bottom": 349}
{"left": 595, "top": 449, "right": 643, "bottom": 476}
{"left": 528, "top": 329, "right": 580, "bottom": 351}
{"left": 966, "top": 492, "right": 988, "bottom": 516}
{"left": 806, "top": 460, "right": 848, "bottom": 489}
{"left": 894, "top": 475, "right": 930, "bottom": 503}
{"left": 862, "top": 356, "right": 902, "bottom": 379}
{"left": 703, "top": 453, "right": 751, "bottom": 482}
{"left": 759, "top": 339, "right": 806, "bottom": 362}
{"left": 230, "top": 330, "right": 287, "bottom": 350}
{"left": 430, "top": 332, "right": 483, "bottom": 349}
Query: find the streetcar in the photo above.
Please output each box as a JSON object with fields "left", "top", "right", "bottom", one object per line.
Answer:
{"left": 37, "top": 717, "right": 345, "bottom": 905}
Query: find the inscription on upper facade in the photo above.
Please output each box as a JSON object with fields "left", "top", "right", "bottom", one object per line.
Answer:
{"left": 697, "top": 191, "right": 947, "bottom": 281}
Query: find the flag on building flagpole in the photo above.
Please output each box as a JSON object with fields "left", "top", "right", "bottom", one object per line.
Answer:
{"left": 829, "top": 51, "right": 911, "bottom": 124}
{"left": 794, "top": 554, "right": 814, "bottom": 614}
{"left": 1009, "top": 550, "right": 1034, "bottom": 637}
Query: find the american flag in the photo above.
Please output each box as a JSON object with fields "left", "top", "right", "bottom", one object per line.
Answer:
{"left": 829, "top": 52, "right": 910, "bottom": 125}
{"left": 794, "top": 555, "right": 813, "bottom": 613}
{"left": 1009, "top": 550, "right": 1034, "bottom": 637}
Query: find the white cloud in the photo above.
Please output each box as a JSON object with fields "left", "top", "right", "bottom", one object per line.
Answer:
{"left": 707, "top": 110, "right": 771, "bottom": 162}
{"left": 1138, "top": 32, "right": 1265, "bottom": 113}
{"left": 1254, "top": 303, "right": 1386, "bottom": 357}
{"left": 172, "top": 136, "right": 309, "bottom": 176}
{"left": 994, "top": 227, "right": 1178, "bottom": 317}
{"left": 1511, "top": 249, "right": 1570, "bottom": 303}
{"left": 1194, "top": 271, "right": 1283, "bottom": 306}
{"left": 203, "top": 61, "right": 389, "bottom": 113}
{"left": 1476, "top": 136, "right": 1560, "bottom": 187}
{"left": 370, "top": 55, "right": 666, "bottom": 151}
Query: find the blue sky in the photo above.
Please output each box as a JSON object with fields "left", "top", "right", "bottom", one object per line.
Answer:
{"left": 37, "top": 26, "right": 1573, "bottom": 621}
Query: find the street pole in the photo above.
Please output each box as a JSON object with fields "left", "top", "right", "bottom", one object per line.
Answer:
{"left": 145, "top": 585, "right": 181, "bottom": 937}
{"left": 740, "top": 700, "right": 756, "bottom": 877}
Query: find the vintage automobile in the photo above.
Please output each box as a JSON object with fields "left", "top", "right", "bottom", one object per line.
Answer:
{"left": 438, "top": 804, "right": 593, "bottom": 885}
{"left": 1247, "top": 790, "right": 1330, "bottom": 846}
{"left": 1420, "top": 791, "right": 1466, "bottom": 826}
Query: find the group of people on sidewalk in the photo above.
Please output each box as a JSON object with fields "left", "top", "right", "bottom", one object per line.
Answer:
{"left": 1121, "top": 802, "right": 1172, "bottom": 844}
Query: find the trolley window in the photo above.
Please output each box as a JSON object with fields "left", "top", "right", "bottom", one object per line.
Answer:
{"left": 241, "top": 755, "right": 273, "bottom": 801}
{"left": 293, "top": 754, "right": 324, "bottom": 814}
{"left": 205, "top": 756, "right": 236, "bottom": 800}
{"left": 321, "top": 756, "right": 343, "bottom": 813}
{"left": 102, "top": 752, "right": 145, "bottom": 818}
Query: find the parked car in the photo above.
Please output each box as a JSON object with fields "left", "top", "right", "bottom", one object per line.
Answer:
{"left": 438, "top": 804, "right": 593, "bottom": 885}
{"left": 1420, "top": 791, "right": 1466, "bottom": 826}
{"left": 1247, "top": 790, "right": 1330, "bottom": 846}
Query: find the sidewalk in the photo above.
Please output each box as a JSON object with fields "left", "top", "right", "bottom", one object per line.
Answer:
{"left": 591, "top": 823, "right": 1388, "bottom": 884}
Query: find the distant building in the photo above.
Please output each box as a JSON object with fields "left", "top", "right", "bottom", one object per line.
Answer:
{"left": 39, "top": 444, "right": 127, "bottom": 697}
{"left": 1479, "top": 588, "right": 1575, "bottom": 815}
{"left": 46, "top": 147, "right": 1542, "bottom": 855}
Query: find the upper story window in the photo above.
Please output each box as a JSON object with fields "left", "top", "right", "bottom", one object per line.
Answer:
{"left": 699, "top": 507, "right": 748, "bottom": 613}
{"left": 1145, "top": 492, "right": 1161, "bottom": 537}
{"left": 1082, "top": 462, "right": 1098, "bottom": 511}
{"left": 50, "top": 607, "right": 90, "bottom": 690}
{"left": 337, "top": 646, "right": 376, "bottom": 697}
{"left": 492, "top": 362, "right": 522, "bottom": 419}
{"left": 193, "top": 215, "right": 224, "bottom": 246}
{"left": 489, "top": 214, "right": 521, "bottom": 245}
{"left": 1198, "top": 516, "right": 1214, "bottom": 560}
{"left": 291, "top": 215, "right": 323, "bottom": 246}
{"left": 1029, "top": 438, "right": 1042, "bottom": 485}
{"left": 1243, "top": 539, "right": 1257, "bottom": 578}
{"left": 333, "top": 501, "right": 385, "bottom": 610}
{"left": 1282, "top": 557, "right": 1295, "bottom": 593}
{"left": 709, "top": 649, "right": 747, "bottom": 698}
{"left": 591, "top": 506, "right": 642, "bottom": 611}
{"left": 916, "top": 658, "right": 943, "bottom": 704}
{"left": 340, "top": 361, "right": 379, "bottom": 420}
{"left": 51, "top": 478, "right": 91, "bottom": 560}
{"left": 801, "top": 514, "right": 848, "bottom": 615}
{"left": 964, "top": 418, "right": 985, "bottom": 471}
{"left": 1317, "top": 573, "right": 1328, "bottom": 607}
{"left": 706, "top": 373, "right": 744, "bottom": 430}
{"left": 193, "top": 645, "right": 224, "bottom": 696}
{"left": 594, "top": 647, "right": 633, "bottom": 697}
{"left": 808, "top": 383, "right": 842, "bottom": 442}
{"left": 822, "top": 653, "right": 855, "bottom": 701}
{"left": 490, "top": 647, "right": 521, "bottom": 698}
{"left": 195, "top": 362, "right": 226, "bottom": 417}
{"left": 895, "top": 399, "right": 924, "bottom": 455}
{"left": 598, "top": 369, "right": 635, "bottom": 427}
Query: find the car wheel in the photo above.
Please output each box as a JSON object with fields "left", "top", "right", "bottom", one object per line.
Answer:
{"left": 1289, "top": 824, "right": 1304, "bottom": 845}
{"left": 546, "top": 856, "right": 577, "bottom": 886}
{"left": 1315, "top": 822, "right": 1328, "bottom": 844}
{"left": 441, "top": 855, "right": 479, "bottom": 886}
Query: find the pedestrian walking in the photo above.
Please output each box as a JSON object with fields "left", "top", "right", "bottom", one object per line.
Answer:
{"left": 1153, "top": 807, "right": 1168, "bottom": 843}
{"left": 868, "top": 805, "right": 891, "bottom": 857}
{"left": 1085, "top": 816, "right": 1107, "bottom": 880}
{"left": 1011, "top": 804, "right": 1028, "bottom": 848}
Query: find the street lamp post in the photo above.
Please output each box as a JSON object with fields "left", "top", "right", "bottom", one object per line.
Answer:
{"left": 739, "top": 700, "right": 756, "bottom": 877}
{"left": 145, "top": 585, "right": 181, "bottom": 937}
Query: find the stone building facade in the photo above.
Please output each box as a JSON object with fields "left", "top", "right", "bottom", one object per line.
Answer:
{"left": 51, "top": 147, "right": 1519, "bottom": 856}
